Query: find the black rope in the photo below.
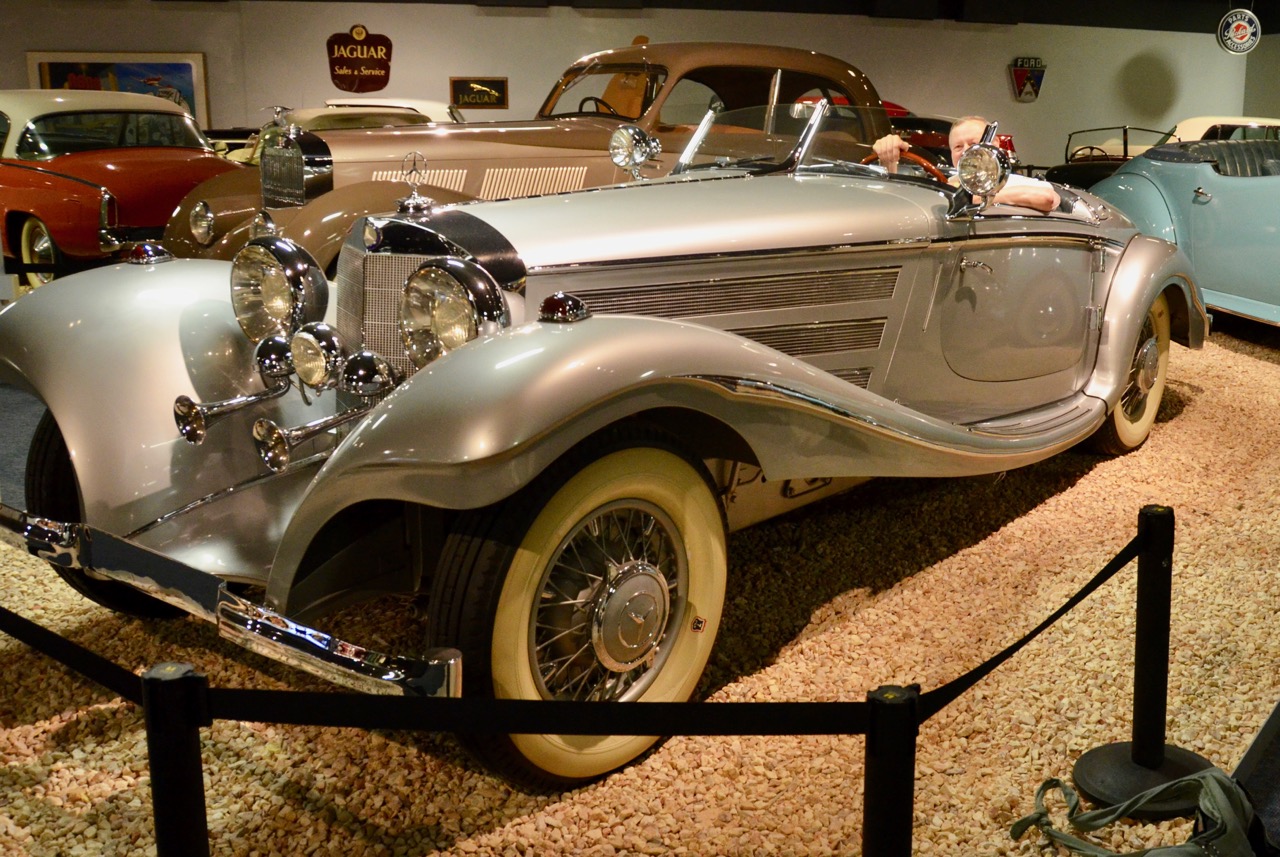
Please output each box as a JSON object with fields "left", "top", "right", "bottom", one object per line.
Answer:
{"left": 0, "top": 535, "right": 1143, "bottom": 736}
{"left": 0, "top": 605, "right": 142, "bottom": 704}
{"left": 918, "top": 536, "right": 1141, "bottom": 720}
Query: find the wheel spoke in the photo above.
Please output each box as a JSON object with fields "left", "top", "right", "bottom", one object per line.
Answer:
{"left": 530, "top": 497, "right": 686, "bottom": 702}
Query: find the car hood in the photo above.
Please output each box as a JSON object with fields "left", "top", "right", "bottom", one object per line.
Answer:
{"left": 48, "top": 149, "right": 244, "bottom": 226}
{"left": 451, "top": 172, "right": 947, "bottom": 269}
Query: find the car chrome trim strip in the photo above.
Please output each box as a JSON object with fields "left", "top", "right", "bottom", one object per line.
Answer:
{"left": 525, "top": 232, "right": 1120, "bottom": 278}
{"left": 687, "top": 374, "right": 1104, "bottom": 454}
{"left": 0, "top": 501, "right": 461, "bottom": 698}
{"left": 125, "top": 453, "right": 328, "bottom": 539}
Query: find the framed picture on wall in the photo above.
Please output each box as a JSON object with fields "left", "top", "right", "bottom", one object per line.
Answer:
{"left": 25, "top": 51, "right": 210, "bottom": 128}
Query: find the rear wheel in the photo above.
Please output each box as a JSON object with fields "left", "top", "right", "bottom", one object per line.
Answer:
{"left": 18, "top": 217, "right": 59, "bottom": 295}
{"left": 429, "top": 429, "right": 726, "bottom": 789}
{"left": 25, "top": 411, "right": 182, "bottom": 618}
{"left": 1089, "top": 292, "right": 1170, "bottom": 455}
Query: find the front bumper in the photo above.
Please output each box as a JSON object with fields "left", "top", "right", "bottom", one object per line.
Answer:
{"left": 0, "top": 502, "right": 461, "bottom": 698}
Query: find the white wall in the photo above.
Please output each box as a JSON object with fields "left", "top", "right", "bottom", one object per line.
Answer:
{"left": 0, "top": 0, "right": 1267, "bottom": 166}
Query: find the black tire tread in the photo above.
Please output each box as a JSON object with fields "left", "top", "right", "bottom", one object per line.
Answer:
{"left": 25, "top": 410, "right": 181, "bottom": 619}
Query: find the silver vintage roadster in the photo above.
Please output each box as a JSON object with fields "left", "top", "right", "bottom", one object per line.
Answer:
{"left": 0, "top": 103, "right": 1206, "bottom": 788}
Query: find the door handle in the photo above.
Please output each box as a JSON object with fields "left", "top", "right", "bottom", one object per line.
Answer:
{"left": 960, "top": 257, "right": 993, "bottom": 274}
{"left": 1193, "top": 187, "right": 1212, "bottom": 202}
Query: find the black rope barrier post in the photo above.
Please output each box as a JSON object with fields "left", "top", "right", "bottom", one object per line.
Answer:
{"left": 142, "top": 663, "right": 212, "bottom": 857}
{"left": 1072, "top": 505, "right": 1212, "bottom": 820}
{"left": 862, "top": 684, "right": 920, "bottom": 857}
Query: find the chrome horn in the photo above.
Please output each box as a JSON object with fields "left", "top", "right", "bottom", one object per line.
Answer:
{"left": 252, "top": 350, "right": 401, "bottom": 472}
{"left": 174, "top": 335, "right": 294, "bottom": 444}
{"left": 253, "top": 406, "right": 372, "bottom": 473}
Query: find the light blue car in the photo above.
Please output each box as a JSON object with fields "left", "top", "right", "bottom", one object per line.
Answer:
{"left": 1092, "top": 139, "right": 1280, "bottom": 324}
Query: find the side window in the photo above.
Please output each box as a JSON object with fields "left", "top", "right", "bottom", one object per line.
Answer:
{"left": 0, "top": 113, "right": 9, "bottom": 154}
{"left": 657, "top": 78, "right": 723, "bottom": 127}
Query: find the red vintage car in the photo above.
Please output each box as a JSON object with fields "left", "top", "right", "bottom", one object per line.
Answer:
{"left": 0, "top": 89, "right": 241, "bottom": 294}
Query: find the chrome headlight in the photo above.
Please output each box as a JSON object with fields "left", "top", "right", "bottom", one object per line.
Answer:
{"left": 957, "top": 143, "right": 1010, "bottom": 200}
{"left": 609, "top": 125, "right": 662, "bottom": 178}
{"left": 291, "top": 323, "right": 345, "bottom": 389}
{"left": 189, "top": 201, "right": 215, "bottom": 246}
{"left": 230, "top": 237, "right": 327, "bottom": 343}
{"left": 400, "top": 258, "right": 509, "bottom": 368}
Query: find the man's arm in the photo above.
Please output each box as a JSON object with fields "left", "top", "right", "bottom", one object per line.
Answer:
{"left": 991, "top": 176, "right": 1061, "bottom": 212}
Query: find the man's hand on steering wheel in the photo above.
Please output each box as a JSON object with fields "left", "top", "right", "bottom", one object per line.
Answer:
{"left": 860, "top": 148, "right": 949, "bottom": 183}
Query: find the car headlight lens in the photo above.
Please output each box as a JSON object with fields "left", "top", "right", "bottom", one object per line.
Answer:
{"left": 400, "top": 258, "right": 509, "bottom": 368}
{"left": 230, "top": 237, "right": 327, "bottom": 343}
{"left": 956, "top": 143, "right": 1010, "bottom": 199}
{"left": 401, "top": 267, "right": 478, "bottom": 367}
{"left": 291, "top": 323, "right": 345, "bottom": 389}
{"left": 609, "top": 125, "right": 661, "bottom": 171}
{"left": 189, "top": 201, "right": 215, "bottom": 246}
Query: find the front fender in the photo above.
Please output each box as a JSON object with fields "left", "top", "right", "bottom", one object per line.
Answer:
{"left": 268, "top": 314, "right": 1120, "bottom": 598}
{"left": 0, "top": 259, "right": 326, "bottom": 579}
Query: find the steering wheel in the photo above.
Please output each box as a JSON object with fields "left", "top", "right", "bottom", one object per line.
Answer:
{"left": 579, "top": 96, "right": 620, "bottom": 116}
{"left": 1070, "top": 145, "right": 1110, "bottom": 161}
{"left": 860, "top": 149, "right": 949, "bottom": 183}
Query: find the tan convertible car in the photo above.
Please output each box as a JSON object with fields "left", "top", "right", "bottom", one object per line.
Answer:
{"left": 164, "top": 41, "right": 892, "bottom": 273}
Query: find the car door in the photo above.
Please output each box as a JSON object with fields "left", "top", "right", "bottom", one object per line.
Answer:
{"left": 885, "top": 212, "right": 1102, "bottom": 425}
{"left": 1185, "top": 169, "right": 1280, "bottom": 313}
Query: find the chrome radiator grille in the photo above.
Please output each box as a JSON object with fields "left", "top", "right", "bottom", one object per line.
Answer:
{"left": 334, "top": 245, "right": 437, "bottom": 378}
{"left": 562, "top": 268, "right": 897, "bottom": 317}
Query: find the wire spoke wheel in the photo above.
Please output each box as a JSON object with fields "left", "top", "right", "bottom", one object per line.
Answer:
{"left": 532, "top": 500, "right": 684, "bottom": 702}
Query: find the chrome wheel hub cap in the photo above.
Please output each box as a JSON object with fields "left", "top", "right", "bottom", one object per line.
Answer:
{"left": 591, "top": 561, "right": 671, "bottom": 672}
{"left": 1135, "top": 337, "right": 1160, "bottom": 395}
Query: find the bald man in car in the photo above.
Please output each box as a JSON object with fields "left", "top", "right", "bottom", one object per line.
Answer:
{"left": 873, "top": 115, "right": 1061, "bottom": 212}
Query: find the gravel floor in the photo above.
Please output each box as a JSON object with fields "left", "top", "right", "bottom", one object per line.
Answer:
{"left": 2, "top": 316, "right": 1280, "bottom": 856}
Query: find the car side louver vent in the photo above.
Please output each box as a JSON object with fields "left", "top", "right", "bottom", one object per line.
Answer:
{"left": 369, "top": 168, "right": 468, "bottom": 193}
{"left": 830, "top": 367, "right": 873, "bottom": 389}
{"left": 564, "top": 268, "right": 897, "bottom": 318}
{"left": 479, "top": 166, "right": 590, "bottom": 200}
{"left": 730, "top": 318, "right": 886, "bottom": 357}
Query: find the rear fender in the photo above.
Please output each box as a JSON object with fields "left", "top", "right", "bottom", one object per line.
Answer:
{"left": 1087, "top": 234, "right": 1206, "bottom": 411}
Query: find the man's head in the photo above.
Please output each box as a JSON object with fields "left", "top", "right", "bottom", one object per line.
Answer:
{"left": 948, "top": 116, "right": 988, "bottom": 165}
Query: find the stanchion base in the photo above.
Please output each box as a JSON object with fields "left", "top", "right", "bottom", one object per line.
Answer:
{"left": 1072, "top": 742, "right": 1214, "bottom": 820}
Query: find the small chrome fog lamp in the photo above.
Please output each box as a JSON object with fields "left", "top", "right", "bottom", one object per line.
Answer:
{"left": 609, "top": 125, "right": 662, "bottom": 180}
{"left": 400, "top": 258, "right": 508, "bottom": 368}
{"left": 340, "top": 351, "right": 402, "bottom": 398}
{"left": 230, "top": 237, "right": 327, "bottom": 343}
{"left": 189, "top": 202, "right": 216, "bottom": 246}
{"left": 291, "top": 323, "right": 345, "bottom": 389}
{"left": 255, "top": 334, "right": 294, "bottom": 380}
{"left": 956, "top": 143, "right": 1010, "bottom": 200}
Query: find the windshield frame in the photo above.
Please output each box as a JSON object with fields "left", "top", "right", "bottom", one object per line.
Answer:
{"left": 537, "top": 61, "right": 667, "bottom": 122}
